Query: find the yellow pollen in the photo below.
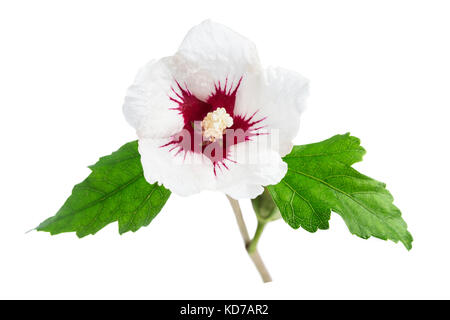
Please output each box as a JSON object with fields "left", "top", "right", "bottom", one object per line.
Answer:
{"left": 201, "top": 107, "right": 234, "bottom": 142}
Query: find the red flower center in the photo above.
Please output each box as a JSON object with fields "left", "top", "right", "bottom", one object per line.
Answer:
{"left": 163, "top": 78, "right": 266, "bottom": 174}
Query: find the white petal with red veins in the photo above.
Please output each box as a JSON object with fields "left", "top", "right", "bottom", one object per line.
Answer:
{"left": 138, "top": 138, "right": 216, "bottom": 196}
{"left": 138, "top": 137, "right": 287, "bottom": 199}
{"left": 215, "top": 140, "right": 288, "bottom": 199}
{"left": 173, "top": 20, "right": 263, "bottom": 101}
{"left": 123, "top": 58, "right": 184, "bottom": 139}
{"left": 235, "top": 67, "right": 309, "bottom": 157}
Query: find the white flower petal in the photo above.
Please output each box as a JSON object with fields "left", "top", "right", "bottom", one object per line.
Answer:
{"left": 138, "top": 138, "right": 216, "bottom": 196}
{"left": 235, "top": 67, "right": 309, "bottom": 156}
{"left": 221, "top": 184, "right": 264, "bottom": 200}
{"left": 123, "top": 58, "right": 184, "bottom": 138}
{"left": 173, "top": 20, "right": 262, "bottom": 101}
{"left": 215, "top": 140, "right": 287, "bottom": 199}
{"left": 139, "top": 138, "right": 287, "bottom": 199}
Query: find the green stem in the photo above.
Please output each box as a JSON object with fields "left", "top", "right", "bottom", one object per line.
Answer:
{"left": 247, "top": 220, "right": 266, "bottom": 254}
{"left": 226, "top": 196, "right": 272, "bottom": 283}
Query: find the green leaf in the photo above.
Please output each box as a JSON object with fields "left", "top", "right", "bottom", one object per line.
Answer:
{"left": 37, "top": 141, "right": 171, "bottom": 237}
{"left": 267, "top": 133, "right": 413, "bottom": 250}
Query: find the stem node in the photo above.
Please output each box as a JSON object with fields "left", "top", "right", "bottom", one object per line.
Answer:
{"left": 226, "top": 196, "right": 272, "bottom": 283}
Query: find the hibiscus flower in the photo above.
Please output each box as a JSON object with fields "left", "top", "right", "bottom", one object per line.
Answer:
{"left": 123, "top": 20, "right": 309, "bottom": 199}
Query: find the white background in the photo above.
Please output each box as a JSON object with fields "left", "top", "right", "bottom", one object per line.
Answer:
{"left": 1, "top": 0, "right": 449, "bottom": 299}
